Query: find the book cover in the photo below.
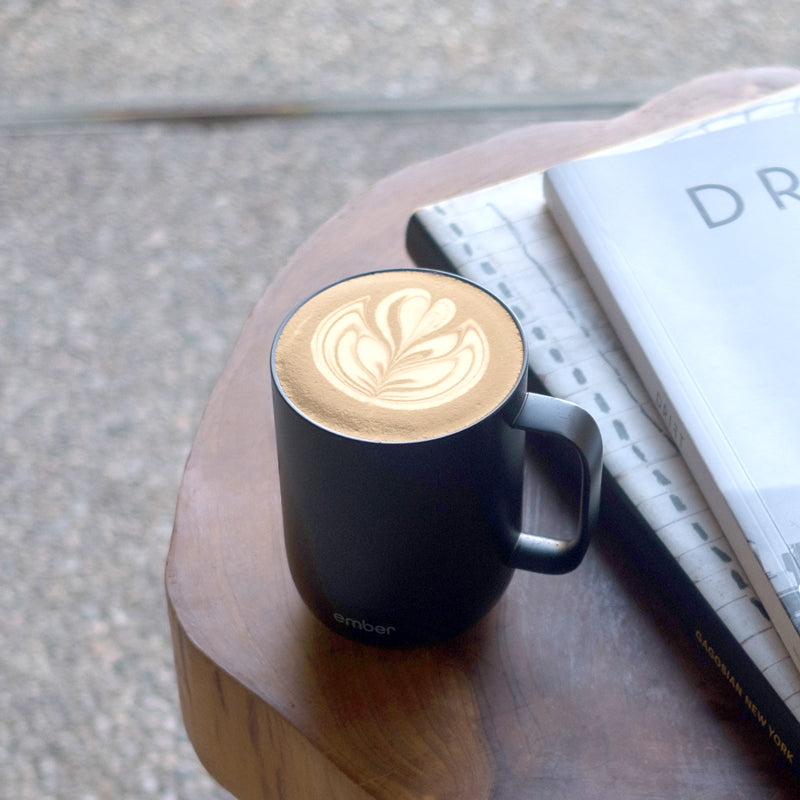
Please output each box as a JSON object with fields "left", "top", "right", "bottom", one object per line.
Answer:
{"left": 405, "top": 85, "right": 800, "bottom": 776}
{"left": 544, "top": 112, "right": 800, "bottom": 675}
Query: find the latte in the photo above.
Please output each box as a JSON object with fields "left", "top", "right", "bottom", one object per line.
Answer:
{"left": 273, "top": 270, "right": 525, "bottom": 442}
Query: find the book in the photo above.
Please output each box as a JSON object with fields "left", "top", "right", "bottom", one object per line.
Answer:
{"left": 544, "top": 110, "right": 800, "bottom": 675}
{"left": 405, "top": 85, "right": 800, "bottom": 777}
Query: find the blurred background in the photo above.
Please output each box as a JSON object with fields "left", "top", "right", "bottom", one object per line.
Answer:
{"left": 1, "top": 2, "right": 798, "bottom": 798}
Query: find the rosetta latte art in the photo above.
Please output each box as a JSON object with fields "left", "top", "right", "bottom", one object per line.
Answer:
{"left": 310, "top": 288, "right": 490, "bottom": 409}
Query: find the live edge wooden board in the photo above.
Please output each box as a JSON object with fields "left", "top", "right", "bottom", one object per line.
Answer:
{"left": 166, "top": 68, "right": 800, "bottom": 800}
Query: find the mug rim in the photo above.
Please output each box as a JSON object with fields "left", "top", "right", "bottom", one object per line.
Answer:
{"left": 270, "top": 267, "right": 530, "bottom": 444}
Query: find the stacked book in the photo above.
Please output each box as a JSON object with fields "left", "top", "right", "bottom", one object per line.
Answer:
{"left": 406, "top": 85, "right": 800, "bottom": 777}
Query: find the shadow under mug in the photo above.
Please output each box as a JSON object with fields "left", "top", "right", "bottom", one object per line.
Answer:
{"left": 271, "top": 269, "right": 603, "bottom": 647}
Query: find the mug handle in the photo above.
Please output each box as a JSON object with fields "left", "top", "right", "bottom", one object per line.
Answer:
{"left": 508, "top": 393, "right": 603, "bottom": 574}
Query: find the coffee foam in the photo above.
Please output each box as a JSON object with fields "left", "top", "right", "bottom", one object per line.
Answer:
{"left": 274, "top": 271, "right": 524, "bottom": 442}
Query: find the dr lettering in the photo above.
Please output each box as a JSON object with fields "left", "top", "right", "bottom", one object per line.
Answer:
{"left": 687, "top": 167, "right": 800, "bottom": 228}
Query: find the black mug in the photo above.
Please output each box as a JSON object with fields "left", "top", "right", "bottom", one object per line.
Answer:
{"left": 271, "top": 269, "right": 603, "bottom": 646}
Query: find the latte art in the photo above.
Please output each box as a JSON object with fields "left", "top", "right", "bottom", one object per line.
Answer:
{"left": 273, "top": 270, "right": 524, "bottom": 442}
{"left": 311, "top": 288, "right": 489, "bottom": 409}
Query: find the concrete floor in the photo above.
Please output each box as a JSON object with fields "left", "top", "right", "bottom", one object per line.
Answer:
{"left": 1, "top": 2, "right": 799, "bottom": 798}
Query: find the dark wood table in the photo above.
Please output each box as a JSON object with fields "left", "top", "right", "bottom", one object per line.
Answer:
{"left": 166, "top": 67, "right": 800, "bottom": 799}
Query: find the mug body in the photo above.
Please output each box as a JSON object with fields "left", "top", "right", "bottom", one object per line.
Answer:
{"left": 271, "top": 361, "right": 528, "bottom": 647}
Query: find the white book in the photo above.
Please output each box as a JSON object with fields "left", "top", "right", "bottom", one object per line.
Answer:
{"left": 543, "top": 110, "right": 800, "bottom": 672}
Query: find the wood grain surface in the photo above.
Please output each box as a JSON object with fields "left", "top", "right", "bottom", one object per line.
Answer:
{"left": 166, "top": 67, "right": 800, "bottom": 800}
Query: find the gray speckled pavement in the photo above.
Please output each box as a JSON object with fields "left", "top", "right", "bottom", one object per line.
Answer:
{"left": 1, "top": 2, "right": 798, "bottom": 798}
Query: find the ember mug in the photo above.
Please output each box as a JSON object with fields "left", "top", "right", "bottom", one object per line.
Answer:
{"left": 271, "top": 269, "right": 602, "bottom": 646}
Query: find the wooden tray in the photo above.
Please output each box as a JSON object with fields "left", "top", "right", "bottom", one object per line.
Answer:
{"left": 166, "top": 67, "right": 800, "bottom": 799}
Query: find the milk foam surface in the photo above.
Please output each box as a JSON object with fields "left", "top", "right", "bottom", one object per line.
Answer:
{"left": 274, "top": 271, "right": 524, "bottom": 441}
